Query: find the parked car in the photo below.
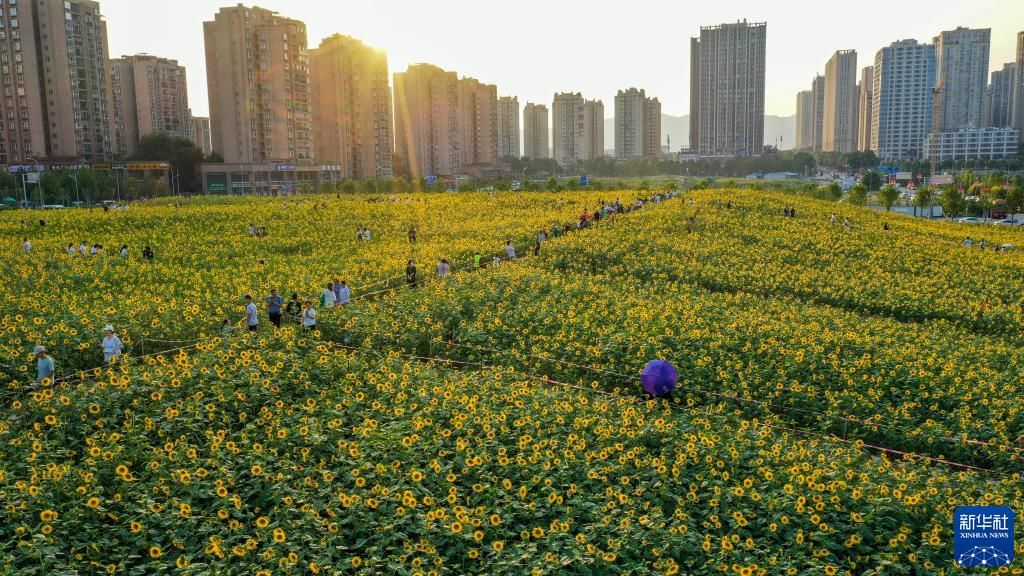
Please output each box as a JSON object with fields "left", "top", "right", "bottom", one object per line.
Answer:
{"left": 992, "top": 219, "right": 1021, "bottom": 226}
{"left": 40, "top": 204, "right": 65, "bottom": 210}
{"left": 956, "top": 217, "right": 982, "bottom": 224}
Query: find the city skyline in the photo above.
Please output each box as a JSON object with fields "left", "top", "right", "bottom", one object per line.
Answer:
{"left": 101, "top": 0, "right": 1022, "bottom": 120}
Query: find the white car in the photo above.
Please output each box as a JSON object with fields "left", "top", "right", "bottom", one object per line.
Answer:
{"left": 956, "top": 217, "right": 982, "bottom": 224}
{"left": 992, "top": 219, "right": 1021, "bottom": 226}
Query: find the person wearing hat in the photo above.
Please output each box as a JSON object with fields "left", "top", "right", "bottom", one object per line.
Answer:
{"left": 101, "top": 325, "right": 125, "bottom": 363}
{"left": 34, "top": 346, "right": 54, "bottom": 385}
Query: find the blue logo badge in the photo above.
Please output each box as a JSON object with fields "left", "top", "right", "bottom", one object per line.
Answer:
{"left": 954, "top": 506, "right": 1014, "bottom": 567}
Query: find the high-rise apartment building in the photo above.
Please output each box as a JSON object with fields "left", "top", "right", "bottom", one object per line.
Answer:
{"left": 987, "top": 63, "right": 1017, "bottom": 127}
{"left": 458, "top": 77, "right": 498, "bottom": 167}
{"left": 871, "top": 39, "right": 936, "bottom": 160}
{"left": 811, "top": 75, "right": 825, "bottom": 151}
{"left": 614, "top": 88, "right": 661, "bottom": 160}
{"left": 932, "top": 27, "right": 990, "bottom": 132}
{"left": 822, "top": 50, "right": 858, "bottom": 152}
{"left": 204, "top": 5, "right": 312, "bottom": 164}
{"left": 34, "top": 0, "right": 113, "bottom": 162}
{"left": 857, "top": 66, "right": 874, "bottom": 150}
{"left": 551, "top": 92, "right": 603, "bottom": 168}
{"left": 497, "top": 96, "right": 519, "bottom": 158}
{"left": 192, "top": 116, "right": 213, "bottom": 157}
{"left": 1013, "top": 32, "right": 1024, "bottom": 136}
{"left": 393, "top": 63, "right": 460, "bottom": 177}
{"left": 794, "top": 90, "right": 813, "bottom": 149}
{"left": 0, "top": 0, "right": 46, "bottom": 164}
{"left": 108, "top": 54, "right": 190, "bottom": 158}
{"left": 643, "top": 95, "right": 661, "bottom": 160}
{"left": 309, "top": 34, "right": 393, "bottom": 179}
{"left": 523, "top": 103, "right": 549, "bottom": 160}
{"left": 689, "top": 20, "right": 766, "bottom": 156}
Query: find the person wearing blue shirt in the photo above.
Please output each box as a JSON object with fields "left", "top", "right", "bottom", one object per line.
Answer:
{"left": 34, "top": 346, "right": 54, "bottom": 385}
{"left": 265, "top": 289, "right": 284, "bottom": 327}
{"left": 337, "top": 281, "right": 351, "bottom": 305}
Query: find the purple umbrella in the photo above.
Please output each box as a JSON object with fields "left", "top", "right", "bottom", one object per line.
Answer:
{"left": 641, "top": 360, "right": 677, "bottom": 397}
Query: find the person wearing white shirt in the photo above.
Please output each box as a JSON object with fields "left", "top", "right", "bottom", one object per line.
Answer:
{"left": 321, "top": 283, "right": 338, "bottom": 308}
{"left": 89, "top": 244, "right": 98, "bottom": 255}
{"left": 119, "top": 245, "right": 129, "bottom": 258}
{"left": 100, "top": 325, "right": 124, "bottom": 363}
{"left": 67, "top": 243, "right": 76, "bottom": 256}
{"left": 504, "top": 241, "right": 516, "bottom": 259}
{"left": 79, "top": 242, "right": 88, "bottom": 255}
{"left": 337, "top": 281, "right": 351, "bottom": 305}
{"left": 302, "top": 302, "right": 318, "bottom": 331}
{"left": 362, "top": 228, "right": 371, "bottom": 241}
{"left": 242, "top": 295, "right": 259, "bottom": 331}
{"left": 21, "top": 238, "right": 30, "bottom": 254}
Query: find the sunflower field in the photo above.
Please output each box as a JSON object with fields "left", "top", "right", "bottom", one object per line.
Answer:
{"left": 1, "top": 189, "right": 1024, "bottom": 574}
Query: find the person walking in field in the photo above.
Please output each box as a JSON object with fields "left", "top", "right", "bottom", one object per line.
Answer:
{"left": 119, "top": 245, "right": 129, "bottom": 258}
{"left": 408, "top": 227, "right": 417, "bottom": 243}
{"left": 337, "top": 281, "right": 351, "bottom": 306}
{"left": 332, "top": 278, "right": 344, "bottom": 304}
{"left": 302, "top": 301, "right": 318, "bottom": 331}
{"left": 142, "top": 246, "right": 154, "bottom": 262}
{"left": 67, "top": 243, "right": 76, "bottom": 256}
{"left": 505, "top": 241, "right": 516, "bottom": 260}
{"left": 34, "top": 345, "right": 54, "bottom": 385}
{"left": 79, "top": 241, "right": 88, "bottom": 255}
{"left": 21, "top": 238, "right": 31, "bottom": 254}
{"left": 534, "top": 240, "right": 541, "bottom": 256}
{"left": 473, "top": 252, "right": 482, "bottom": 270}
{"left": 437, "top": 259, "right": 451, "bottom": 279}
{"left": 285, "top": 293, "right": 302, "bottom": 323}
{"left": 265, "top": 289, "right": 284, "bottom": 328}
{"left": 242, "top": 295, "right": 259, "bottom": 331}
{"left": 100, "top": 325, "right": 124, "bottom": 363}
{"left": 320, "top": 283, "right": 338, "bottom": 308}
{"left": 362, "top": 228, "right": 371, "bottom": 241}
{"left": 406, "top": 260, "right": 418, "bottom": 289}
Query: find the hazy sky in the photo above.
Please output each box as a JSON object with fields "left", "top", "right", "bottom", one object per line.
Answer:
{"left": 104, "top": 0, "right": 1022, "bottom": 119}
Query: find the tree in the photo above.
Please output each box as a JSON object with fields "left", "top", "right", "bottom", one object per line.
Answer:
{"left": 39, "top": 172, "right": 61, "bottom": 205}
{"left": 77, "top": 169, "right": 97, "bottom": 204}
{"left": 824, "top": 182, "right": 842, "bottom": 201}
{"left": 60, "top": 173, "right": 78, "bottom": 204}
{"left": 1005, "top": 185, "right": 1024, "bottom": 216}
{"left": 546, "top": 177, "right": 558, "bottom": 192}
{"left": 941, "top": 185, "right": 965, "bottom": 219}
{"left": 846, "top": 183, "right": 868, "bottom": 206}
{"left": 878, "top": 184, "right": 900, "bottom": 211}
{"left": 0, "top": 171, "right": 16, "bottom": 195}
{"left": 913, "top": 187, "right": 935, "bottom": 217}
{"left": 131, "top": 133, "right": 204, "bottom": 193}
{"left": 861, "top": 171, "right": 882, "bottom": 192}
{"left": 204, "top": 151, "right": 224, "bottom": 163}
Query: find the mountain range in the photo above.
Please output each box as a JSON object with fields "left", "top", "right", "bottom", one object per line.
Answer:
{"left": 601, "top": 114, "right": 796, "bottom": 152}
